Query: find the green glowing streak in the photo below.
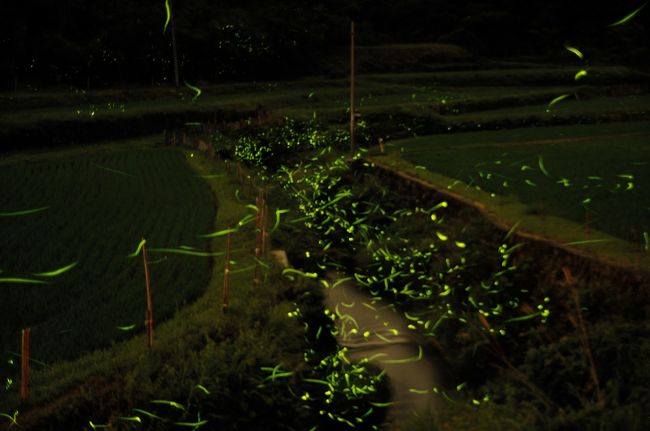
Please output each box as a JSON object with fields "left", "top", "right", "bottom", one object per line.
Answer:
{"left": 261, "top": 364, "right": 293, "bottom": 382}
{"left": 199, "top": 227, "right": 238, "bottom": 238}
{"left": 574, "top": 69, "right": 588, "bottom": 80}
{"left": 564, "top": 44, "right": 584, "bottom": 59}
{"left": 175, "top": 417, "right": 208, "bottom": 429}
{"left": 163, "top": 0, "right": 171, "bottom": 33}
{"left": 33, "top": 261, "right": 78, "bottom": 277}
{"left": 246, "top": 204, "right": 259, "bottom": 212}
{"left": 504, "top": 220, "right": 521, "bottom": 240}
{"left": 6, "top": 350, "right": 49, "bottom": 367}
{"left": 369, "top": 401, "right": 393, "bottom": 408}
{"left": 409, "top": 388, "right": 429, "bottom": 394}
{"left": 381, "top": 345, "right": 423, "bottom": 364}
{"left": 237, "top": 213, "right": 257, "bottom": 227}
{"left": 271, "top": 209, "right": 290, "bottom": 232}
{"left": 282, "top": 268, "right": 318, "bottom": 279}
{"left": 562, "top": 239, "right": 610, "bottom": 246}
{"left": 253, "top": 257, "right": 270, "bottom": 269}
{"left": 608, "top": 2, "right": 647, "bottom": 27}
{"left": 89, "top": 421, "right": 111, "bottom": 429}
{"left": 117, "top": 416, "right": 141, "bottom": 423}
{"left": 547, "top": 93, "right": 571, "bottom": 109}
{"left": 332, "top": 277, "right": 353, "bottom": 288}
{"left": 0, "top": 411, "right": 19, "bottom": 427}
{"left": 92, "top": 163, "right": 133, "bottom": 177}
{"left": 404, "top": 312, "right": 419, "bottom": 321}
{"left": 150, "top": 399, "right": 187, "bottom": 411}
{"left": 184, "top": 81, "right": 202, "bottom": 102}
{"left": 538, "top": 155, "right": 551, "bottom": 178}
{"left": 302, "top": 378, "right": 330, "bottom": 385}
{"left": 116, "top": 324, "right": 136, "bottom": 331}
{"left": 148, "top": 248, "right": 222, "bottom": 257}
{"left": 525, "top": 179, "right": 537, "bottom": 187}
{"left": 0, "top": 277, "right": 48, "bottom": 285}
{"left": 127, "top": 238, "right": 147, "bottom": 257}
{"left": 194, "top": 384, "right": 210, "bottom": 394}
{"left": 504, "top": 312, "right": 540, "bottom": 323}
{"left": 132, "top": 408, "right": 164, "bottom": 420}
{"left": 0, "top": 206, "right": 49, "bottom": 217}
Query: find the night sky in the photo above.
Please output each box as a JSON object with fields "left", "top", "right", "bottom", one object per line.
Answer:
{"left": 1, "top": 0, "right": 648, "bottom": 89}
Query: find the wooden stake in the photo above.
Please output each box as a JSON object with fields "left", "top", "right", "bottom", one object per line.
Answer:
{"left": 143, "top": 244, "right": 154, "bottom": 349}
{"left": 262, "top": 193, "right": 269, "bottom": 259}
{"left": 223, "top": 227, "right": 232, "bottom": 313}
{"left": 254, "top": 195, "right": 262, "bottom": 286}
{"left": 350, "top": 20, "right": 356, "bottom": 158}
{"left": 20, "top": 328, "right": 30, "bottom": 401}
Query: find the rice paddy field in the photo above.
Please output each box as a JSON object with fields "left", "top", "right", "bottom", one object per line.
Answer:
{"left": 387, "top": 121, "right": 650, "bottom": 247}
{"left": 0, "top": 141, "right": 216, "bottom": 366}
{"left": 1, "top": 55, "right": 650, "bottom": 430}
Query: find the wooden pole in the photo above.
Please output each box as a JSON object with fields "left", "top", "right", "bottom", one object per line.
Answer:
{"left": 262, "top": 191, "right": 268, "bottom": 259}
{"left": 20, "top": 328, "right": 30, "bottom": 401}
{"left": 143, "top": 244, "right": 154, "bottom": 349}
{"left": 169, "top": 0, "right": 180, "bottom": 89}
{"left": 254, "top": 195, "right": 262, "bottom": 286}
{"left": 223, "top": 227, "right": 232, "bottom": 313}
{"left": 350, "top": 20, "right": 356, "bottom": 158}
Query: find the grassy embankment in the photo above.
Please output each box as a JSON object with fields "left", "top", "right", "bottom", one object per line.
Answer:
{"left": 0, "top": 138, "right": 389, "bottom": 430}
{"left": 365, "top": 120, "right": 650, "bottom": 266}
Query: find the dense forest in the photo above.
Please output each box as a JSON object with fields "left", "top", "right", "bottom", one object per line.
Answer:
{"left": 0, "top": 0, "right": 648, "bottom": 89}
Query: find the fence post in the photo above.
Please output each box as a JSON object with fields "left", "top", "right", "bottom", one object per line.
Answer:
{"left": 350, "top": 20, "right": 356, "bottom": 158}
{"left": 143, "top": 243, "right": 154, "bottom": 349}
{"left": 20, "top": 328, "right": 30, "bottom": 401}
{"left": 254, "top": 195, "right": 262, "bottom": 286}
{"left": 223, "top": 227, "right": 232, "bottom": 313}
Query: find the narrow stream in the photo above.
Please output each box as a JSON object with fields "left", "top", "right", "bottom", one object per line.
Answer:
{"left": 321, "top": 270, "right": 446, "bottom": 430}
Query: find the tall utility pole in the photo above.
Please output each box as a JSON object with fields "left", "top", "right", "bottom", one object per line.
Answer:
{"left": 169, "top": 0, "right": 180, "bottom": 89}
{"left": 349, "top": 21, "right": 355, "bottom": 157}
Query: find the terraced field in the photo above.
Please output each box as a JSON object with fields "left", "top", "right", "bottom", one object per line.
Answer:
{"left": 0, "top": 142, "right": 216, "bottom": 366}
{"left": 384, "top": 121, "right": 650, "bottom": 247}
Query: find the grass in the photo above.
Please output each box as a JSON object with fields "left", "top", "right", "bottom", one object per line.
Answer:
{"left": 0, "top": 143, "right": 389, "bottom": 430}
{"left": 380, "top": 121, "right": 650, "bottom": 248}
{"left": 0, "top": 137, "right": 216, "bottom": 365}
{"left": 2, "top": 57, "right": 650, "bottom": 429}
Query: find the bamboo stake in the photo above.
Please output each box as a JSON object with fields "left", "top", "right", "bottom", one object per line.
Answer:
{"left": 254, "top": 195, "right": 262, "bottom": 286}
{"left": 350, "top": 20, "right": 356, "bottom": 158}
{"left": 223, "top": 227, "right": 232, "bottom": 313}
{"left": 20, "top": 328, "right": 30, "bottom": 401}
{"left": 143, "top": 243, "right": 154, "bottom": 349}
{"left": 262, "top": 192, "right": 269, "bottom": 259}
{"left": 169, "top": 0, "right": 180, "bottom": 89}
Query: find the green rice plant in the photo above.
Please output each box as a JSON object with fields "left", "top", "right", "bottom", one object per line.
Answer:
{"left": 0, "top": 146, "right": 215, "bottom": 368}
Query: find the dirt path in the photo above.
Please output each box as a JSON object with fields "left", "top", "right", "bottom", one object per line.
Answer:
{"left": 322, "top": 270, "right": 445, "bottom": 430}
